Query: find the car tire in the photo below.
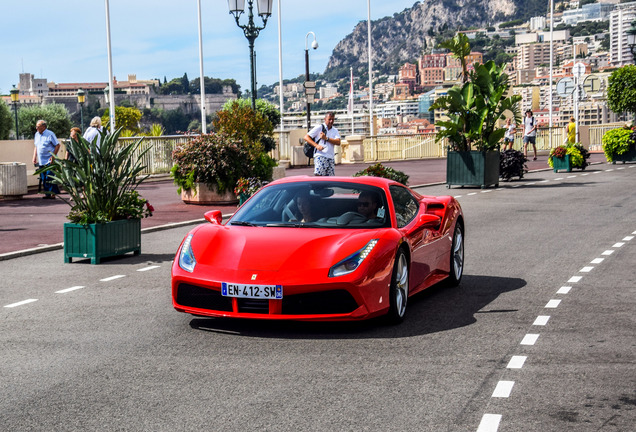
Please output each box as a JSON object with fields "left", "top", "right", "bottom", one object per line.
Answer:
{"left": 387, "top": 249, "right": 409, "bottom": 324}
{"left": 446, "top": 223, "right": 464, "bottom": 287}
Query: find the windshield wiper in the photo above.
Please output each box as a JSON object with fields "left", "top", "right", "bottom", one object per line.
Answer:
{"left": 230, "top": 220, "right": 257, "bottom": 226}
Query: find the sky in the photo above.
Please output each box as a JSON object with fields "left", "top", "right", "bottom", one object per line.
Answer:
{"left": 0, "top": 0, "right": 420, "bottom": 96}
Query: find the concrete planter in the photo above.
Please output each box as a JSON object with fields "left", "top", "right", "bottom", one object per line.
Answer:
{"left": 180, "top": 183, "right": 238, "bottom": 205}
{"left": 64, "top": 219, "right": 141, "bottom": 264}
{"left": 0, "top": 162, "right": 28, "bottom": 199}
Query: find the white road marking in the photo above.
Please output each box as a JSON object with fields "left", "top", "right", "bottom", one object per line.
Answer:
{"left": 521, "top": 334, "right": 540, "bottom": 345}
{"left": 623, "top": 236, "right": 634, "bottom": 241}
{"left": 534, "top": 315, "right": 550, "bottom": 326}
{"left": 481, "top": 190, "right": 492, "bottom": 193}
{"left": 495, "top": 188, "right": 503, "bottom": 191}
{"left": 100, "top": 275, "right": 126, "bottom": 282}
{"left": 4, "top": 299, "right": 38, "bottom": 308}
{"left": 605, "top": 169, "right": 614, "bottom": 172}
{"left": 526, "top": 182, "right": 536, "bottom": 185}
{"left": 568, "top": 276, "right": 582, "bottom": 283}
{"left": 538, "top": 180, "right": 549, "bottom": 183}
{"left": 557, "top": 286, "right": 572, "bottom": 294}
{"left": 617, "top": 167, "right": 625, "bottom": 170}
{"left": 602, "top": 250, "right": 614, "bottom": 256}
{"left": 512, "top": 184, "right": 522, "bottom": 188}
{"left": 55, "top": 286, "right": 85, "bottom": 294}
{"left": 591, "top": 258, "right": 604, "bottom": 264}
{"left": 567, "top": 175, "right": 576, "bottom": 178}
{"left": 581, "top": 173, "right": 589, "bottom": 176}
{"left": 545, "top": 299, "right": 561, "bottom": 308}
{"left": 592, "top": 171, "right": 600, "bottom": 174}
{"left": 492, "top": 381, "right": 515, "bottom": 398}
{"left": 580, "top": 266, "right": 594, "bottom": 273}
{"left": 137, "top": 266, "right": 160, "bottom": 272}
{"left": 507, "top": 356, "right": 527, "bottom": 369}
{"left": 477, "top": 414, "right": 502, "bottom": 432}
{"left": 554, "top": 177, "right": 563, "bottom": 180}
{"left": 613, "top": 242, "right": 625, "bottom": 248}
{"left": 455, "top": 195, "right": 463, "bottom": 198}
{"left": 468, "top": 193, "right": 477, "bottom": 196}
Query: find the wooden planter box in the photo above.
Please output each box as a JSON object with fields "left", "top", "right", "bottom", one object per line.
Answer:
{"left": 64, "top": 219, "right": 141, "bottom": 264}
{"left": 613, "top": 147, "right": 636, "bottom": 164}
{"left": 446, "top": 150, "right": 500, "bottom": 189}
{"left": 180, "top": 183, "right": 238, "bottom": 205}
{"left": 552, "top": 154, "right": 572, "bottom": 173}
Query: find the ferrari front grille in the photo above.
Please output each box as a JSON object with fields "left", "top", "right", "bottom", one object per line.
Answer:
{"left": 237, "top": 298, "right": 269, "bottom": 313}
{"left": 176, "top": 283, "right": 233, "bottom": 312}
{"left": 282, "top": 290, "right": 358, "bottom": 315}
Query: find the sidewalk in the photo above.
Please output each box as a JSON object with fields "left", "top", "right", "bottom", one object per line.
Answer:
{"left": 0, "top": 154, "right": 607, "bottom": 258}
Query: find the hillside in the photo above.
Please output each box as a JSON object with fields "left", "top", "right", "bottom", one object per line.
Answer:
{"left": 324, "top": 0, "right": 548, "bottom": 81}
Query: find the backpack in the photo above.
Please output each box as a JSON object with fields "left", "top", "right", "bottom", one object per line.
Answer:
{"left": 303, "top": 125, "right": 327, "bottom": 158}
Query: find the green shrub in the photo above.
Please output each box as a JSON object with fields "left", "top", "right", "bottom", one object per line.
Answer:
{"left": 602, "top": 127, "right": 633, "bottom": 162}
{"left": 353, "top": 163, "right": 409, "bottom": 185}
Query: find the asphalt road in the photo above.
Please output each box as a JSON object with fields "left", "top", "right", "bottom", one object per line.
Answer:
{"left": 1, "top": 164, "right": 634, "bottom": 431}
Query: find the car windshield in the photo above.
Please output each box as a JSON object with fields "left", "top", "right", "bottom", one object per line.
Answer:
{"left": 230, "top": 181, "right": 391, "bottom": 228}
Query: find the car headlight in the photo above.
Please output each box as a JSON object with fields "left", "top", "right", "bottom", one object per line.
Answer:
{"left": 329, "top": 239, "right": 378, "bottom": 277}
{"left": 178, "top": 234, "right": 196, "bottom": 273}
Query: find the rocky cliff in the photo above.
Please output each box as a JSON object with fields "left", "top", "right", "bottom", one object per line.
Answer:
{"left": 325, "top": 0, "right": 544, "bottom": 79}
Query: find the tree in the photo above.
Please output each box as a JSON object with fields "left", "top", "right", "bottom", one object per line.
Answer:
{"left": 222, "top": 98, "right": 281, "bottom": 131}
{"left": 18, "top": 103, "right": 72, "bottom": 138}
{"left": 607, "top": 65, "right": 636, "bottom": 121}
{"left": 101, "top": 106, "right": 142, "bottom": 134}
{"left": 0, "top": 100, "right": 13, "bottom": 140}
{"left": 182, "top": 72, "right": 190, "bottom": 94}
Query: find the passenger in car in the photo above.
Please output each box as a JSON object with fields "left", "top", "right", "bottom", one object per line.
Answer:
{"left": 356, "top": 191, "right": 381, "bottom": 220}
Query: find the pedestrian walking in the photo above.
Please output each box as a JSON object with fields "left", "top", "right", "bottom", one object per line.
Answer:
{"left": 303, "top": 112, "right": 341, "bottom": 176}
{"left": 32, "top": 119, "right": 60, "bottom": 199}
{"left": 567, "top": 117, "right": 576, "bottom": 144}
{"left": 83, "top": 116, "right": 104, "bottom": 149}
{"left": 503, "top": 118, "right": 516, "bottom": 151}
{"left": 523, "top": 110, "right": 537, "bottom": 160}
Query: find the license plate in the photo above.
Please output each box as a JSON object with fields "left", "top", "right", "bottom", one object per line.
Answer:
{"left": 221, "top": 282, "right": 283, "bottom": 299}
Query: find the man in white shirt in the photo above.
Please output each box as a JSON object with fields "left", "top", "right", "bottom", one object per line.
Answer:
{"left": 303, "top": 112, "right": 341, "bottom": 176}
{"left": 523, "top": 110, "right": 538, "bottom": 160}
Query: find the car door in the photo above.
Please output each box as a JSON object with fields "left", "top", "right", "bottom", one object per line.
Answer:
{"left": 389, "top": 185, "right": 437, "bottom": 292}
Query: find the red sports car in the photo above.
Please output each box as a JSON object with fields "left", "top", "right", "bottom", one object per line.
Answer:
{"left": 171, "top": 176, "right": 464, "bottom": 323}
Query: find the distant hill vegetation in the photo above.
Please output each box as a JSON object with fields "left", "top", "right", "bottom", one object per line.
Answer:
{"left": 324, "top": 0, "right": 548, "bottom": 83}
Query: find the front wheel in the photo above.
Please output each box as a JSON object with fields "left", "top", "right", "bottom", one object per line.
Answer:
{"left": 387, "top": 249, "right": 409, "bottom": 324}
{"left": 446, "top": 223, "right": 464, "bottom": 287}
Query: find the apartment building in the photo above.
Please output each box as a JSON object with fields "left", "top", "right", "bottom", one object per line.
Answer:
{"left": 609, "top": 2, "right": 636, "bottom": 66}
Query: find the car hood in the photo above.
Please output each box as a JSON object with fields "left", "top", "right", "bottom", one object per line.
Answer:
{"left": 189, "top": 224, "right": 384, "bottom": 273}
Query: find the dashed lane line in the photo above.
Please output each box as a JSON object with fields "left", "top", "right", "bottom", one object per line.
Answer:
{"left": 533, "top": 316, "right": 550, "bottom": 326}
{"left": 55, "top": 286, "right": 85, "bottom": 294}
{"left": 492, "top": 381, "right": 515, "bottom": 398}
{"left": 506, "top": 356, "right": 527, "bottom": 369}
{"left": 477, "top": 414, "right": 502, "bottom": 432}
{"left": 137, "top": 265, "right": 161, "bottom": 272}
{"left": 476, "top": 230, "right": 634, "bottom": 431}
{"left": 4, "top": 299, "right": 38, "bottom": 308}
{"left": 100, "top": 275, "right": 126, "bottom": 282}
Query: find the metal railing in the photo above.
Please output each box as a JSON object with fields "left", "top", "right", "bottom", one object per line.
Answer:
{"left": 65, "top": 122, "right": 623, "bottom": 175}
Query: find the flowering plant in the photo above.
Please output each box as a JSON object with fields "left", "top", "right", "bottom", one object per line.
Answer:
{"left": 353, "top": 163, "right": 409, "bottom": 185}
{"left": 548, "top": 143, "right": 589, "bottom": 169}
{"left": 36, "top": 127, "right": 153, "bottom": 224}
{"left": 234, "top": 177, "right": 265, "bottom": 197}
{"left": 171, "top": 132, "right": 275, "bottom": 195}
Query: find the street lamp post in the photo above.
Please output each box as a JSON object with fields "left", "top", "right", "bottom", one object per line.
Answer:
{"left": 304, "top": 31, "right": 318, "bottom": 131}
{"left": 9, "top": 85, "right": 19, "bottom": 140}
{"left": 227, "top": 0, "right": 273, "bottom": 110}
{"left": 77, "top": 88, "right": 86, "bottom": 132}
{"left": 627, "top": 20, "right": 636, "bottom": 63}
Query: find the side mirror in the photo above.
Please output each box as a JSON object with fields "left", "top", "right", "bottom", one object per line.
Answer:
{"left": 419, "top": 213, "right": 441, "bottom": 230}
{"left": 204, "top": 210, "right": 223, "bottom": 224}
